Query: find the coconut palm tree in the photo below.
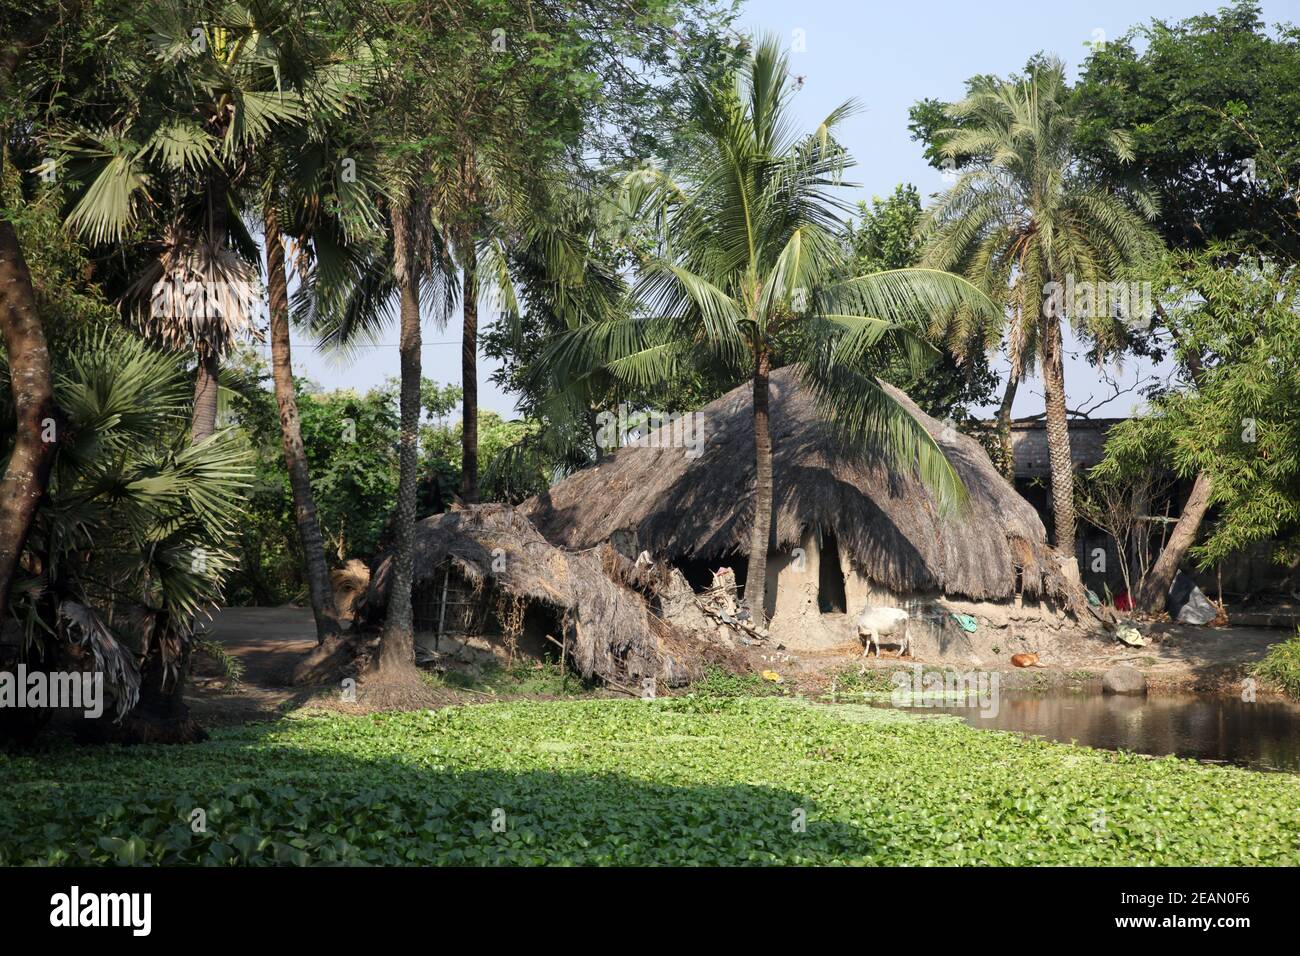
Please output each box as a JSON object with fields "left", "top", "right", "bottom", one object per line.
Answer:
{"left": 431, "top": 109, "right": 558, "bottom": 503}
{"left": 0, "top": 329, "right": 251, "bottom": 743}
{"left": 543, "top": 37, "right": 1000, "bottom": 623}
{"left": 57, "top": 1, "right": 311, "bottom": 443}
{"left": 919, "top": 59, "right": 1159, "bottom": 580}
{"left": 288, "top": 110, "right": 454, "bottom": 693}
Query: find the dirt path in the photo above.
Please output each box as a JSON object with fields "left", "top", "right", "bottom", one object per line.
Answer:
{"left": 197, "top": 606, "right": 317, "bottom": 685}
{"left": 188, "top": 607, "right": 318, "bottom": 724}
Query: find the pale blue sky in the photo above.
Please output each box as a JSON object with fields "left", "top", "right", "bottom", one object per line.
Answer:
{"left": 271, "top": 0, "right": 1297, "bottom": 420}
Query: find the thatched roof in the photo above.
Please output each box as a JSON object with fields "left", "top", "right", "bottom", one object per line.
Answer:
{"left": 523, "top": 367, "right": 1067, "bottom": 604}
{"left": 367, "top": 504, "right": 710, "bottom": 685}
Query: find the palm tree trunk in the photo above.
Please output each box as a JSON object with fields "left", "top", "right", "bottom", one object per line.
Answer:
{"left": 1136, "top": 471, "right": 1212, "bottom": 615}
{"left": 994, "top": 367, "right": 1019, "bottom": 481}
{"left": 742, "top": 349, "right": 774, "bottom": 625}
{"left": 264, "top": 199, "right": 341, "bottom": 645}
{"left": 0, "top": 213, "right": 57, "bottom": 620}
{"left": 460, "top": 238, "right": 479, "bottom": 503}
{"left": 191, "top": 350, "right": 220, "bottom": 443}
{"left": 1039, "top": 311, "right": 1079, "bottom": 584}
{"left": 378, "top": 201, "right": 423, "bottom": 676}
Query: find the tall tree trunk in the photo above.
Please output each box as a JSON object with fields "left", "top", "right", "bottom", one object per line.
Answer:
{"left": 1132, "top": 311, "right": 1213, "bottom": 616}
{"left": 377, "top": 201, "right": 423, "bottom": 679}
{"left": 459, "top": 238, "right": 479, "bottom": 503}
{"left": 191, "top": 171, "right": 231, "bottom": 445}
{"left": 742, "top": 349, "right": 774, "bottom": 625}
{"left": 191, "top": 351, "right": 220, "bottom": 442}
{"left": 994, "top": 367, "right": 1019, "bottom": 481}
{"left": 1137, "top": 471, "right": 1213, "bottom": 615}
{"left": 1039, "top": 311, "right": 1079, "bottom": 584}
{"left": 265, "top": 200, "right": 341, "bottom": 645}
{"left": 0, "top": 208, "right": 57, "bottom": 620}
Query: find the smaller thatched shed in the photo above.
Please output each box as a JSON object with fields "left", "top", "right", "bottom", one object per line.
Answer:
{"left": 366, "top": 504, "right": 709, "bottom": 688}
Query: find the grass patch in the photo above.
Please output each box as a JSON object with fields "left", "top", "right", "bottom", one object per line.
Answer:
{"left": 419, "top": 660, "right": 595, "bottom": 698}
{"left": 818, "top": 664, "right": 952, "bottom": 701}
{"left": 2, "top": 697, "right": 1296, "bottom": 866}
{"left": 1253, "top": 630, "right": 1300, "bottom": 700}
{"left": 688, "top": 665, "right": 786, "bottom": 698}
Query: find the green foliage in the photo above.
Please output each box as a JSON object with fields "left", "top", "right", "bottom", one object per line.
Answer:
{"left": 0, "top": 331, "right": 252, "bottom": 714}
{"left": 1, "top": 698, "right": 1297, "bottom": 865}
{"left": 227, "top": 368, "right": 554, "bottom": 601}
{"left": 1073, "top": 2, "right": 1300, "bottom": 258}
{"left": 195, "top": 638, "right": 246, "bottom": 686}
{"left": 688, "top": 666, "right": 785, "bottom": 698}
{"left": 4, "top": 333, "right": 253, "bottom": 619}
{"left": 843, "top": 184, "right": 925, "bottom": 274}
{"left": 228, "top": 370, "right": 399, "bottom": 604}
{"left": 1093, "top": 248, "right": 1300, "bottom": 568}
{"left": 917, "top": 57, "right": 1160, "bottom": 371}
{"left": 546, "top": 37, "right": 1003, "bottom": 512}
{"left": 1253, "top": 631, "right": 1300, "bottom": 701}
{"left": 0, "top": 170, "right": 117, "bottom": 349}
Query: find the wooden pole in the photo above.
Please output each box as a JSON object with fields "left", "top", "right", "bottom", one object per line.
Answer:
{"left": 435, "top": 564, "right": 449, "bottom": 651}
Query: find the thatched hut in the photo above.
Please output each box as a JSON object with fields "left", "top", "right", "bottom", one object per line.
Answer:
{"left": 366, "top": 504, "right": 716, "bottom": 687}
{"left": 523, "top": 367, "right": 1083, "bottom": 653}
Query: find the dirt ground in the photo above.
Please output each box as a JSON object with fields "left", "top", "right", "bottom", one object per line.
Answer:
{"left": 189, "top": 606, "right": 629, "bottom": 724}
{"left": 192, "top": 604, "right": 1297, "bottom": 725}
{"left": 757, "top": 617, "right": 1295, "bottom": 697}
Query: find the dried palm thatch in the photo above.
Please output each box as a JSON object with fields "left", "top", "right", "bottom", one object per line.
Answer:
{"left": 58, "top": 600, "right": 141, "bottom": 721}
{"left": 524, "top": 366, "right": 1069, "bottom": 606}
{"left": 125, "top": 225, "right": 263, "bottom": 358}
{"left": 330, "top": 559, "right": 370, "bottom": 623}
{"left": 367, "top": 504, "right": 712, "bottom": 687}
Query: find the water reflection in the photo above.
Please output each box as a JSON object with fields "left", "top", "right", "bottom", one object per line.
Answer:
{"left": 888, "top": 692, "right": 1300, "bottom": 772}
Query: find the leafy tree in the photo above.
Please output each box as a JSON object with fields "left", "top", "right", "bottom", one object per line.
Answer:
{"left": 1073, "top": 1, "right": 1300, "bottom": 259}
{"left": 917, "top": 58, "right": 1160, "bottom": 580}
{"left": 228, "top": 370, "right": 399, "bottom": 604}
{"left": 0, "top": 0, "right": 82, "bottom": 621}
{"left": 254, "top": 7, "right": 375, "bottom": 645}
{"left": 304, "top": 0, "right": 741, "bottom": 688}
{"left": 544, "top": 37, "right": 998, "bottom": 622}
{"left": 1070, "top": 6, "right": 1300, "bottom": 610}
{"left": 1093, "top": 248, "right": 1300, "bottom": 612}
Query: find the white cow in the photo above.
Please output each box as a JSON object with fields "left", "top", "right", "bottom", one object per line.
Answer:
{"left": 856, "top": 606, "right": 911, "bottom": 658}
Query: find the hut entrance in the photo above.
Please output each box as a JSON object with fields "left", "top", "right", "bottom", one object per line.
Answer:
{"left": 675, "top": 551, "right": 746, "bottom": 593}
{"left": 818, "top": 531, "right": 847, "bottom": 613}
{"left": 412, "top": 562, "right": 489, "bottom": 648}
{"left": 412, "top": 560, "right": 558, "bottom": 663}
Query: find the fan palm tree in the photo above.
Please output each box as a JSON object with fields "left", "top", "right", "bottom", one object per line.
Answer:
{"left": 544, "top": 37, "right": 1000, "bottom": 622}
{"left": 0, "top": 330, "right": 251, "bottom": 743}
{"left": 920, "top": 59, "right": 1159, "bottom": 579}
{"left": 57, "top": 1, "right": 311, "bottom": 443}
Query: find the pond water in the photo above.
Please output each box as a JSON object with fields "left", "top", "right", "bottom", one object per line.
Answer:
{"left": 888, "top": 691, "right": 1300, "bottom": 773}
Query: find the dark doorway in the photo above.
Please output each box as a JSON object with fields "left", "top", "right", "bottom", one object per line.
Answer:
{"left": 818, "top": 530, "right": 847, "bottom": 613}
{"left": 676, "top": 551, "right": 747, "bottom": 593}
